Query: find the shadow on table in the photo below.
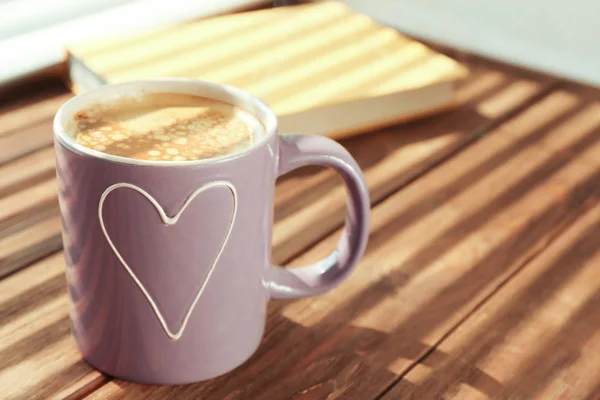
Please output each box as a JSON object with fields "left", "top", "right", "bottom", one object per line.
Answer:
{"left": 390, "top": 214, "right": 600, "bottom": 398}
{"left": 97, "top": 313, "right": 503, "bottom": 400}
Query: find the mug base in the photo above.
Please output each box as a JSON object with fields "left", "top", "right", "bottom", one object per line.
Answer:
{"left": 79, "top": 333, "right": 263, "bottom": 386}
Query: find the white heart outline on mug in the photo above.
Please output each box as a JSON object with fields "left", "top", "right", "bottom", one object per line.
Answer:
{"left": 98, "top": 181, "right": 238, "bottom": 341}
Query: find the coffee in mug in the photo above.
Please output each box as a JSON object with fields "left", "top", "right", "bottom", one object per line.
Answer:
{"left": 68, "top": 93, "right": 264, "bottom": 161}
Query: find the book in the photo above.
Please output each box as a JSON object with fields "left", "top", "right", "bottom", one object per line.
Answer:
{"left": 66, "top": 1, "right": 469, "bottom": 140}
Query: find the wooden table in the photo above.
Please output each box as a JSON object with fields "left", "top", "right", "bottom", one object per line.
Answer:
{"left": 2, "top": 51, "right": 600, "bottom": 399}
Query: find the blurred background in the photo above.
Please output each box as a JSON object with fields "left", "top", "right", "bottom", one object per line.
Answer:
{"left": 1, "top": 0, "right": 598, "bottom": 90}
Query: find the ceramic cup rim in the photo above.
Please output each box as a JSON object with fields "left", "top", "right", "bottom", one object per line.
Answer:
{"left": 53, "top": 78, "right": 278, "bottom": 167}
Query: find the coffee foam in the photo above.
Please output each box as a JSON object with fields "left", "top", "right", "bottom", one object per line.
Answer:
{"left": 68, "top": 92, "right": 264, "bottom": 161}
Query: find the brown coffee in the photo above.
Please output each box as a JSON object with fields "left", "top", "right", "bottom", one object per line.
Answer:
{"left": 68, "top": 93, "right": 264, "bottom": 161}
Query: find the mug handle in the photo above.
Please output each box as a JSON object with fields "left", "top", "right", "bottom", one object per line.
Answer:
{"left": 264, "top": 135, "right": 370, "bottom": 299}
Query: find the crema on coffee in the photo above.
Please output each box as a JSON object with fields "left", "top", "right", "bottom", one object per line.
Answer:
{"left": 68, "top": 93, "right": 264, "bottom": 161}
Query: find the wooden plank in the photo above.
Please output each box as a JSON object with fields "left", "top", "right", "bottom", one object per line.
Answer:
{"left": 0, "top": 147, "right": 55, "bottom": 197}
{"left": 387, "top": 196, "right": 600, "bottom": 399}
{"left": 0, "top": 61, "right": 553, "bottom": 398}
{"left": 0, "top": 120, "right": 57, "bottom": 165}
{"left": 0, "top": 81, "right": 63, "bottom": 278}
{"left": 0, "top": 148, "right": 60, "bottom": 277}
{"left": 85, "top": 86, "right": 600, "bottom": 398}
{"left": 0, "top": 85, "right": 66, "bottom": 278}
{"left": 0, "top": 82, "right": 69, "bottom": 164}
{"left": 0, "top": 146, "right": 59, "bottom": 239}
{"left": 0, "top": 81, "right": 69, "bottom": 137}
{"left": 0, "top": 252, "right": 103, "bottom": 400}
{"left": 383, "top": 83, "right": 600, "bottom": 399}
{"left": 0, "top": 178, "right": 58, "bottom": 235}
{"left": 0, "top": 214, "right": 62, "bottom": 279}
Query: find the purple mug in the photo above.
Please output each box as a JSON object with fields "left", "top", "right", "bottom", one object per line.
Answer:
{"left": 53, "top": 79, "right": 369, "bottom": 384}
